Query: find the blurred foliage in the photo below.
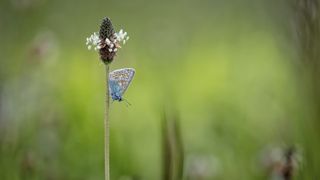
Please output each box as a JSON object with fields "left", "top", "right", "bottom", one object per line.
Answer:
{"left": 0, "top": 0, "right": 319, "bottom": 179}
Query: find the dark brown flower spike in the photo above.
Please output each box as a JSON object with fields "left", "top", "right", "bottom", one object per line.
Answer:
{"left": 99, "top": 17, "right": 116, "bottom": 64}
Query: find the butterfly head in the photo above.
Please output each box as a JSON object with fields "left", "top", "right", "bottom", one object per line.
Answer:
{"left": 111, "top": 92, "right": 123, "bottom": 102}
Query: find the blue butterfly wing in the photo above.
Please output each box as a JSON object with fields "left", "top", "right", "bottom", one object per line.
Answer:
{"left": 109, "top": 80, "right": 122, "bottom": 100}
{"left": 109, "top": 68, "right": 135, "bottom": 99}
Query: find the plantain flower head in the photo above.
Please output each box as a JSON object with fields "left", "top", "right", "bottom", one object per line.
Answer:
{"left": 86, "top": 17, "right": 129, "bottom": 64}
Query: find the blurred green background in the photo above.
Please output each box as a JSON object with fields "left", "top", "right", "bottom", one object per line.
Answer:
{"left": 1, "top": 0, "right": 320, "bottom": 179}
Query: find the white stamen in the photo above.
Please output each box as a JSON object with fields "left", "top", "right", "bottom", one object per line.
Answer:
{"left": 105, "top": 38, "right": 111, "bottom": 45}
{"left": 86, "top": 29, "right": 129, "bottom": 51}
{"left": 86, "top": 32, "right": 101, "bottom": 50}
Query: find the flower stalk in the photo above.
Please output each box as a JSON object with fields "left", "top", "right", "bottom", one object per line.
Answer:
{"left": 104, "top": 64, "right": 110, "bottom": 180}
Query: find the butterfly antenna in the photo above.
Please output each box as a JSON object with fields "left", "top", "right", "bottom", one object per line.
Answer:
{"left": 123, "top": 98, "right": 131, "bottom": 107}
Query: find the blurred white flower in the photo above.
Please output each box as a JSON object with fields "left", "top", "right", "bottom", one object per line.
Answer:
{"left": 260, "top": 145, "right": 302, "bottom": 180}
{"left": 185, "top": 154, "right": 221, "bottom": 179}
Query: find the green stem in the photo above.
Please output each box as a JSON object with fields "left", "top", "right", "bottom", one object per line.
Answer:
{"left": 105, "top": 64, "right": 110, "bottom": 180}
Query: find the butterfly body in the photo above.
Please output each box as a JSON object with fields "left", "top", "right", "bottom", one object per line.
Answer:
{"left": 109, "top": 68, "right": 135, "bottom": 102}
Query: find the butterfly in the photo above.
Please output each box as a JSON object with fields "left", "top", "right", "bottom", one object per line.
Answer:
{"left": 109, "top": 68, "right": 135, "bottom": 102}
